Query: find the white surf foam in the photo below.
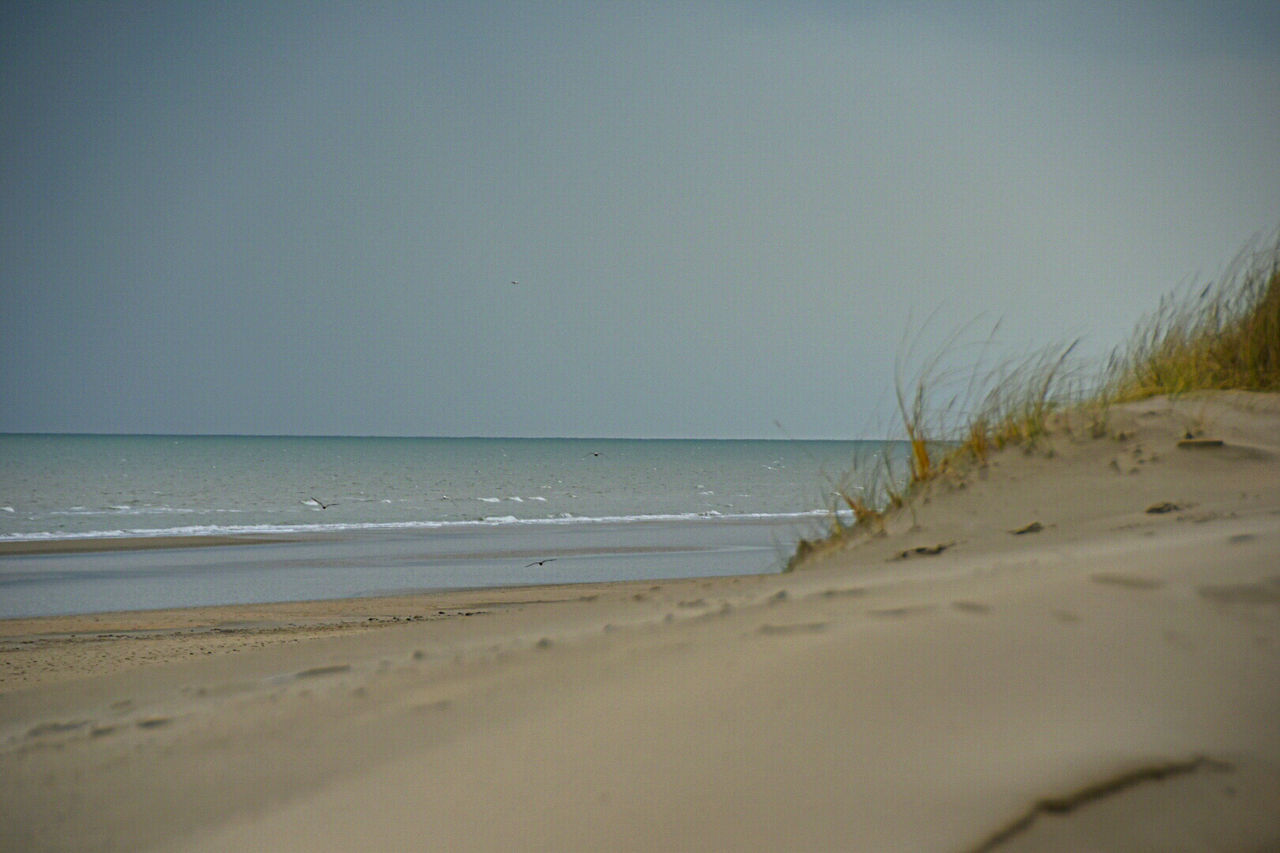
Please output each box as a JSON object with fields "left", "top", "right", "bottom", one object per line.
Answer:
{"left": 0, "top": 509, "right": 833, "bottom": 543}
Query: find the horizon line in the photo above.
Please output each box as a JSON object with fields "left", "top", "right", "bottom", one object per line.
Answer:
{"left": 0, "top": 430, "right": 882, "bottom": 442}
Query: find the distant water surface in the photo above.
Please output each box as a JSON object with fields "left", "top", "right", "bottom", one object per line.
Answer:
{"left": 0, "top": 435, "right": 904, "bottom": 617}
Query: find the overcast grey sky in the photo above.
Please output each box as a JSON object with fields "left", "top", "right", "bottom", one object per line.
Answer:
{"left": 2, "top": 2, "right": 1277, "bottom": 438}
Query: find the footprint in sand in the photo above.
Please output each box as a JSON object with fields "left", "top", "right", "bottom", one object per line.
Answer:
{"left": 295, "top": 664, "right": 352, "bottom": 679}
{"left": 868, "top": 605, "right": 936, "bottom": 618}
{"left": 136, "top": 717, "right": 172, "bottom": 729}
{"left": 26, "top": 720, "right": 89, "bottom": 739}
{"left": 1197, "top": 579, "right": 1280, "bottom": 605}
{"left": 413, "top": 699, "right": 452, "bottom": 713}
{"left": 952, "top": 600, "right": 991, "bottom": 614}
{"left": 1090, "top": 573, "right": 1165, "bottom": 590}
{"left": 818, "top": 587, "right": 866, "bottom": 599}
{"left": 756, "top": 622, "right": 828, "bottom": 636}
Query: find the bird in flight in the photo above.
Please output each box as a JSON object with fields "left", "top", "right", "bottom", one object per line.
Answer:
{"left": 511, "top": 280, "right": 519, "bottom": 285}
{"left": 305, "top": 496, "right": 336, "bottom": 509}
{"left": 525, "top": 558, "right": 556, "bottom": 567}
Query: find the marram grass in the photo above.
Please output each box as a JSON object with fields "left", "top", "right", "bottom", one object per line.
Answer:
{"left": 1107, "top": 232, "right": 1280, "bottom": 400}
{"left": 788, "top": 228, "right": 1280, "bottom": 570}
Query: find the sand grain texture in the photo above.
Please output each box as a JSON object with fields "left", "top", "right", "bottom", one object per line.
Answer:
{"left": 1, "top": 393, "right": 1278, "bottom": 852}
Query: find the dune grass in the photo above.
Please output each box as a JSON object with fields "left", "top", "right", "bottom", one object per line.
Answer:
{"left": 788, "top": 228, "right": 1280, "bottom": 568}
{"left": 1106, "top": 233, "right": 1280, "bottom": 400}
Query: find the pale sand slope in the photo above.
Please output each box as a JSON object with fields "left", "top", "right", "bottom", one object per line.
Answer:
{"left": 1, "top": 392, "right": 1277, "bottom": 852}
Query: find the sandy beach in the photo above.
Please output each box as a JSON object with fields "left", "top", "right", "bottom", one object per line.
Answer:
{"left": 2, "top": 392, "right": 1278, "bottom": 852}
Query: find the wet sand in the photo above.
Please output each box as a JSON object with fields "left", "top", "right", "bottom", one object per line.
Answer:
{"left": 0, "top": 517, "right": 794, "bottom": 620}
{"left": 2, "top": 392, "right": 1278, "bottom": 851}
{"left": 0, "top": 534, "right": 293, "bottom": 556}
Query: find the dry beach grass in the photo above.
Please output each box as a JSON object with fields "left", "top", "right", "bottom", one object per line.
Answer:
{"left": 800, "top": 229, "right": 1280, "bottom": 557}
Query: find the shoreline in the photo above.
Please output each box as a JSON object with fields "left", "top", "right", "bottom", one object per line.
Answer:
{"left": 0, "top": 516, "right": 798, "bottom": 621}
{"left": 2, "top": 392, "right": 1277, "bottom": 851}
{"left": 0, "top": 534, "right": 301, "bottom": 556}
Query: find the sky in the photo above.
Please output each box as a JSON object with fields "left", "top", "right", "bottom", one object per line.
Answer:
{"left": 2, "top": 2, "right": 1278, "bottom": 439}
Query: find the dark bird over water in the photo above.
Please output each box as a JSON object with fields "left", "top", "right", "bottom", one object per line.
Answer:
{"left": 525, "top": 558, "right": 556, "bottom": 567}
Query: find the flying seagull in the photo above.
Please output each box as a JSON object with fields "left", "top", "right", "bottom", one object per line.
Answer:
{"left": 511, "top": 280, "right": 519, "bottom": 285}
{"left": 306, "top": 496, "right": 336, "bottom": 509}
{"left": 525, "top": 558, "right": 556, "bottom": 567}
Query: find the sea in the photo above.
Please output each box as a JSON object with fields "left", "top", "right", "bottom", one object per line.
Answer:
{"left": 0, "top": 435, "right": 904, "bottom": 619}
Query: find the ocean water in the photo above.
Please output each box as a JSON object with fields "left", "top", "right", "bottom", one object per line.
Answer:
{"left": 0, "top": 435, "right": 903, "bottom": 618}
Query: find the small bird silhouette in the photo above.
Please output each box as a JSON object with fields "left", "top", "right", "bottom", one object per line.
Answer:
{"left": 525, "top": 558, "right": 556, "bottom": 567}
{"left": 306, "top": 496, "right": 336, "bottom": 509}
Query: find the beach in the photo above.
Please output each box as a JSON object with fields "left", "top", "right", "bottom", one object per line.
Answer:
{"left": 2, "top": 392, "right": 1278, "bottom": 851}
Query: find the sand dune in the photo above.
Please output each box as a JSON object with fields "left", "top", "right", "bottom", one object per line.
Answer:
{"left": 2, "top": 392, "right": 1278, "bottom": 852}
